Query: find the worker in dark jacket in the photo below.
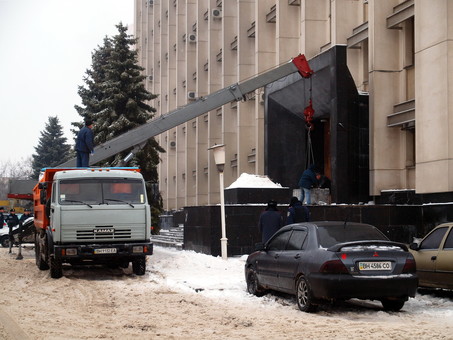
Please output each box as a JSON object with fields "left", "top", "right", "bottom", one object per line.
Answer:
{"left": 298, "top": 164, "right": 321, "bottom": 204}
{"left": 5, "top": 209, "right": 19, "bottom": 253}
{"left": 286, "top": 197, "right": 310, "bottom": 225}
{"left": 258, "top": 200, "right": 283, "bottom": 243}
{"left": 76, "top": 119, "right": 94, "bottom": 167}
{"left": 19, "top": 209, "right": 33, "bottom": 223}
{"left": 0, "top": 207, "right": 5, "bottom": 229}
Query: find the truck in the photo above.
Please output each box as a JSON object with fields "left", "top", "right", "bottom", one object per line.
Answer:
{"left": 33, "top": 167, "right": 153, "bottom": 278}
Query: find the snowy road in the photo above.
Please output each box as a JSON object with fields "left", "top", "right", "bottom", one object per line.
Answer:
{"left": 0, "top": 245, "right": 452, "bottom": 339}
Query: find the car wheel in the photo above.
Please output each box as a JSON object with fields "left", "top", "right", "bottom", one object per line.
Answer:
{"left": 246, "top": 268, "right": 266, "bottom": 297}
{"left": 381, "top": 298, "right": 405, "bottom": 311}
{"left": 132, "top": 256, "right": 146, "bottom": 275}
{"left": 0, "top": 235, "right": 9, "bottom": 248}
{"left": 296, "top": 276, "right": 318, "bottom": 313}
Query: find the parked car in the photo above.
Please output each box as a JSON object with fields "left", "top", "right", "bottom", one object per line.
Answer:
{"left": 245, "top": 221, "right": 418, "bottom": 312}
{"left": 0, "top": 223, "right": 17, "bottom": 247}
{"left": 409, "top": 222, "right": 453, "bottom": 290}
{"left": 0, "top": 214, "right": 31, "bottom": 248}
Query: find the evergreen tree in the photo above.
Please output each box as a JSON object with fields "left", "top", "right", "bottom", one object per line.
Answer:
{"left": 74, "top": 23, "right": 164, "bottom": 226}
{"left": 32, "top": 116, "right": 71, "bottom": 179}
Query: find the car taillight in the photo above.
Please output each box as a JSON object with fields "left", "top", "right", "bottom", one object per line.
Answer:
{"left": 402, "top": 258, "right": 416, "bottom": 273}
{"left": 320, "top": 259, "right": 349, "bottom": 274}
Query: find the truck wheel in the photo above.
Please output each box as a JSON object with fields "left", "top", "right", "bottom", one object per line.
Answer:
{"left": 0, "top": 235, "right": 9, "bottom": 248}
{"left": 50, "top": 256, "right": 63, "bottom": 279}
{"left": 132, "top": 257, "right": 146, "bottom": 275}
{"left": 35, "top": 233, "right": 49, "bottom": 270}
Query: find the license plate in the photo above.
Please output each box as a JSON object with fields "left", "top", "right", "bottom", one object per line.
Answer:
{"left": 359, "top": 261, "right": 392, "bottom": 271}
{"left": 94, "top": 248, "right": 117, "bottom": 254}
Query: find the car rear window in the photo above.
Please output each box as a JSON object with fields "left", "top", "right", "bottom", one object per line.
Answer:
{"left": 317, "top": 224, "right": 388, "bottom": 248}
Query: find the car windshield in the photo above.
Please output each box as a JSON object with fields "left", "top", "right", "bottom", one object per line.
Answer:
{"left": 59, "top": 178, "right": 146, "bottom": 206}
{"left": 317, "top": 224, "right": 388, "bottom": 248}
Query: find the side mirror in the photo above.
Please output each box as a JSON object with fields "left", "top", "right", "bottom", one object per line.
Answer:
{"left": 409, "top": 242, "right": 419, "bottom": 251}
{"left": 40, "top": 189, "right": 47, "bottom": 205}
{"left": 254, "top": 242, "right": 265, "bottom": 251}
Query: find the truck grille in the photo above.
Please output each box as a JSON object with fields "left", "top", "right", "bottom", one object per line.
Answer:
{"left": 76, "top": 228, "right": 132, "bottom": 240}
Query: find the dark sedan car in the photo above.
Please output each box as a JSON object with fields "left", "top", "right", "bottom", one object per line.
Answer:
{"left": 245, "top": 221, "right": 418, "bottom": 312}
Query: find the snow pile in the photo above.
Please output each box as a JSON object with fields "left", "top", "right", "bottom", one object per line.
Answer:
{"left": 227, "top": 173, "right": 282, "bottom": 189}
{"left": 151, "top": 248, "right": 249, "bottom": 302}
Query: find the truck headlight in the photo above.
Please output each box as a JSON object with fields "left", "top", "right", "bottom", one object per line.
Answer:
{"left": 132, "top": 246, "right": 144, "bottom": 253}
{"left": 65, "top": 248, "right": 77, "bottom": 256}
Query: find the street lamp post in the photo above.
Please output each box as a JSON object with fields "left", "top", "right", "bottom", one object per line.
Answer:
{"left": 209, "top": 144, "right": 228, "bottom": 260}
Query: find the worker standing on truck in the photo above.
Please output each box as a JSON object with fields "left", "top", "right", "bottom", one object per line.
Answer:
{"left": 76, "top": 119, "right": 94, "bottom": 167}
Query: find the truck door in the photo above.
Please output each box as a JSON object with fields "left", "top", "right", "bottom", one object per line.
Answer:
{"left": 49, "top": 182, "right": 57, "bottom": 233}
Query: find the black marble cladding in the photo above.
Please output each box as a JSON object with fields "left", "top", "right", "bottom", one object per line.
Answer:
{"left": 182, "top": 203, "right": 452, "bottom": 256}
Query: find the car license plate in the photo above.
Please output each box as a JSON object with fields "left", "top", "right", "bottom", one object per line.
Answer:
{"left": 94, "top": 248, "right": 117, "bottom": 254}
{"left": 359, "top": 261, "right": 392, "bottom": 271}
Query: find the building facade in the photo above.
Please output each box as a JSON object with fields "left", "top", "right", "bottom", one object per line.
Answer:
{"left": 134, "top": 0, "right": 453, "bottom": 210}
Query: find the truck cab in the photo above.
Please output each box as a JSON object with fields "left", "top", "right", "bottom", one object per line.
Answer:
{"left": 34, "top": 168, "right": 153, "bottom": 278}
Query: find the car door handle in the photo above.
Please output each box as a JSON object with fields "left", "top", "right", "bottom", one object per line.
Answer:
{"left": 431, "top": 256, "right": 437, "bottom": 261}
{"left": 294, "top": 254, "right": 301, "bottom": 259}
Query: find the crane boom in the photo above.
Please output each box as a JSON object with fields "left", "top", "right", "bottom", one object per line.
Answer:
{"left": 59, "top": 54, "right": 313, "bottom": 167}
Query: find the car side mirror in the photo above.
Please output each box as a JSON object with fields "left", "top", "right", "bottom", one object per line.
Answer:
{"left": 254, "top": 242, "right": 265, "bottom": 251}
{"left": 409, "top": 242, "right": 419, "bottom": 250}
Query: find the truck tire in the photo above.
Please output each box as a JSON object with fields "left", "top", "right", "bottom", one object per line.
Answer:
{"left": 50, "top": 256, "right": 63, "bottom": 279}
{"left": 35, "top": 233, "right": 49, "bottom": 270}
{"left": 0, "top": 235, "right": 9, "bottom": 248}
{"left": 132, "top": 257, "right": 146, "bottom": 275}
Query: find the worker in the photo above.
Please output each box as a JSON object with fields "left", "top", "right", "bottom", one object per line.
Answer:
{"left": 76, "top": 118, "right": 95, "bottom": 167}
{"left": 298, "top": 165, "right": 321, "bottom": 204}
{"left": 286, "top": 197, "right": 310, "bottom": 225}
{"left": 5, "top": 209, "right": 19, "bottom": 253}
{"left": 0, "top": 207, "right": 5, "bottom": 229}
{"left": 19, "top": 208, "right": 33, "bottom": 223}
{"left": 258, "top": 200, "right": 283, "bottom": 243}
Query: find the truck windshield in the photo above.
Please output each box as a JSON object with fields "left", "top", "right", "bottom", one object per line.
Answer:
{"left": 59, "top": 178, "right": 146, "bottom": 206}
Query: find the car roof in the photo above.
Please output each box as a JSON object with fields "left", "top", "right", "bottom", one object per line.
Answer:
{"left": 282, "top": 221, "right": 375, "bottom": 231}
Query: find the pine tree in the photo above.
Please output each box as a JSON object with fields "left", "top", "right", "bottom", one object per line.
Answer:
{"left": 74, "top": 23, "right": 164, "bottom": 225}
{"left": 32, "top": 116, "right": 71, "bottom": 179}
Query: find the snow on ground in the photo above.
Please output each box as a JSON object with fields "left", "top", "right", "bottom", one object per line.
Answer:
{"left": 150, "top": 246, "right": 453, "bottom": 319}
{"left": 1, "top": 245, "right": 453, "bottom": 339}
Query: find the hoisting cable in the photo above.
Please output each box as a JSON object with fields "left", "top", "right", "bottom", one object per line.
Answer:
{"left": 303, "top": 76, "right": 315, "bottom": 168}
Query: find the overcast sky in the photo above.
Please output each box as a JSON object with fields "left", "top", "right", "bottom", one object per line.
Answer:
{"left": 0, "top": 0, "right": 134, "bottom": 164}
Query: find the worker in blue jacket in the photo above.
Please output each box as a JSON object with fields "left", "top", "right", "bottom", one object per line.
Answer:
{"left": 298, "top": 165, "right": 321, "bottom": 204}
{"left": 75, "top": 119, "right": 95, "bottom": 167}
